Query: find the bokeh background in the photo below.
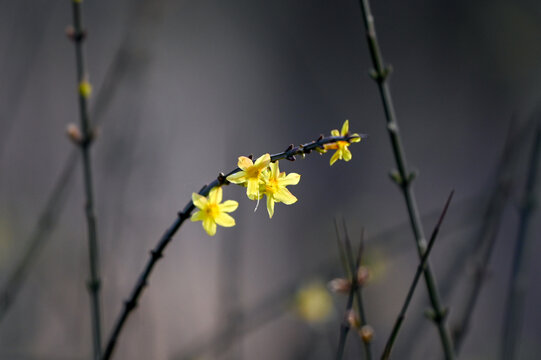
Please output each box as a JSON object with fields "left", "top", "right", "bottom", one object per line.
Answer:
{"left": 1, "top": 0, "right": 540, "bottom": 359}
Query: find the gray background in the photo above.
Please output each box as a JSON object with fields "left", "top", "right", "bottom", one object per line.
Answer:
{"left": 0, "top": 0, "right": 540, "bottom": 359}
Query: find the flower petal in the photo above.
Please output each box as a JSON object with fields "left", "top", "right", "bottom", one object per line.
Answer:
{"left": 331, "top": 129, "right": 340, "bottom": 137}
{"left": 341, "top": 120, "right": 349, "bottom": 136}
{"left": 329, "top": 150, "right": 341, "bottom": 166}
{"left": 279, "top": 172, "right": 300, "bottom": 186}
{"left": 266, "top": 195, "right": 275, "bottom": 218}
{"left": 247, "top": 178, "right": 260, "bottom": 199}
{"left": 343, "top": 147, "right": 352, "bottom": 161}
{"left": 203, "top": 218, "right": 217, "bottom": 236}
{"left": 254, "top": 153, "right": 271, "bottom": 168}
{"left": 219, "top": 200, "right": 239, "bottom": 213}
{"left": 209, "top": 186, "right": 222, "bottom": 203}
{"left": 269, "top": 161, "right": 279, "bottom": 178}
{"left": 214, "top": 212, "right": 236, "bottom": 227}
{"left": 192, "top": 193, "right": 208, "bottom": 209}
{"left": 226, "top": 171, "right": 247, "bottom": 184}
{"left": 238, "top": 156, "right": 253, "bottom": 170}
{"left": 350, "top": 133, "right": 361, "bottom": 143}
{"left": 190, "top": 210, "right": 205, "bottom": 222}
{"left": 274, "top": 188, "right": 297, "bottom": 205}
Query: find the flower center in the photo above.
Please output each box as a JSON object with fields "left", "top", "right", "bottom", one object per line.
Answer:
{"left": 246, "top": 167, "right": 261, "bottom": 179}
{"left": 205, "top": 203, "right": 220, "bottom": 219}
{"left": 266, "top": 178, "right": 280, "bottom": 195}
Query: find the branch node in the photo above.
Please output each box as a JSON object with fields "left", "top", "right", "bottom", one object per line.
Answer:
{"left": 66, "top": 123, "right": 83, "bottom": 145}
{"left": 150, "top": 250, "right": 163, "bottom": 261}
{"left": 389, "top": 170, "right": 403, "bottom": 185}
{"left": 217, "top": 172, "right": 227, "bottom": 184}
{"left": 86, "top": 279, "right": 101, "bottom": 292}
{"left": 125, "top": 298, "right": 137, "bottom": 312}
{"left": 65, "top": 26, "right": 87, "bottom": 42}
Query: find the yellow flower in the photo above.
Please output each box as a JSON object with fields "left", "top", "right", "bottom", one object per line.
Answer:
{"left": 261, "top": 161, "right": 300, "bottom": 218}
{"left": 294, "top": 281, "right": 333, "bottom": 324}
{"left": 325, "top": 120, "right": 361, "bottom": 165}
{"left": 191, "top": 187, "right": 238, "bottom": 236}
{"left": 226, "top": 153, "right": 271, "bottom": 199}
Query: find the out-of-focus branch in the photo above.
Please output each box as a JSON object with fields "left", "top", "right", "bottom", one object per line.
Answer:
{"left": 381, "top": 191, "right": 454, "bottom": 360}
{"left": 500, "top": 123, "right": 541, "bottom": 360}
{"left": 68, "top": 1, "right": 102, "bottom": 358}
{"left": 356, "top": 0, "right": 454, "bottom": 357}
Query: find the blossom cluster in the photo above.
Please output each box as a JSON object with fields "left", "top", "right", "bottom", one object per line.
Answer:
{"left": 190, "top": 120, "right": 362, "bottom": 236}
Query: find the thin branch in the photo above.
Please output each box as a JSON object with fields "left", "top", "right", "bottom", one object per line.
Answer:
{"left": 334, "top": 222, "right": 363, "bottom": 360}
{"left": 0, "top": 0, "right": 159, "bottom": 326}
{"left": 69, "top": 1, "right": 102, "bottom": 358}
{"left": 101, "top": 132, "right": 366, "bottom": 360}
{"left": 381, "top": 191, "right": 454, "bottom": 360}
{"left": 344, "top": 224, "right": 372, "bottom": 360}
{"left": 402, "top": 115, "right": 534, "bottom": 358}
{"left": 356, "top": 0, "right": 455, "bottom": 357}
{"left": 451, "top": 115, "right": 530, "bottom": 353}
{"left": 500, "top": 124, "right": 541, "bottom": 360}
{"left": 173, "top": 199, "right": 478, "bottom": 360}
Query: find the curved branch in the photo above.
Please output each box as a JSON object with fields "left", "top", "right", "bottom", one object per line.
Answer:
{"left": 102, "top": 132, "right": 366, "bottom": 360}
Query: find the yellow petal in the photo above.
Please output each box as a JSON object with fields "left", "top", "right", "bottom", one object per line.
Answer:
{"left": 208, "top": 186, "right": 222, "bottom": 203}
{"left": 214, "top": 212, "right": 236, "bottom": 227}
{"left": 266, "top": 195, "right": 275, "bottom": 218}
{"left": 274, "top": 188, "right": 297, "bottom": 205}
{"left": 203, "top": 218, "right": 217, "bottom": 236}
{"left": 219, "top": 200, "right": 239, "bottom": 213}
{"left": 329, "top": 150, "right": 341, "bottom": 166}
{"left": 238, "top": 156, "right": 253, "bottom": 170}
{"left": 341, "top": 120, "right": 349, "bottom": 136}
{"left": 192, "top": 193, "right": 208, "bottom": 209}
{"left": 226, "top": 171, "right": 247, "bottom": 184}
{"left": 343, "top": 147, "right": 352, "bottom": 161}
{"left": 254, "top": 153, "right": 271, "bottom": 168}
{"left": 269, "top": 161, "right": 279, "bottom": 178}
{"left": 331, "top": 129, "right": 340, "bottom": 137}
{"left": 247, "top": 178, "right": 260, "bottom": 198}
{"left": 350, "top": 133, "right": 361, "bottom": 143}
{"left": 279, "top": 173, "right": 300, "bottom": 186}
{"left": 190, "top": 210, "right": 205, "bottom": 222}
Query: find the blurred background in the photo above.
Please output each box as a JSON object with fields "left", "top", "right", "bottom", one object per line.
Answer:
{"left": 0, "top": 0, "right": 540, "bottom": 359}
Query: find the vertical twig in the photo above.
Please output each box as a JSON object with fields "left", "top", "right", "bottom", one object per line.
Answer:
{"left": 68, "top": 1, "right": 102, "bottom": 358}
{"left": 451, "top": 116, "right": 529, "bottom": 353}
{"left": 335, "top": 222, "right": 372, "bottom": 360}
{"left": 344, "top": 225, "right": 372, "bottom": 360}
{"left": 500, "top": 124, "right": 541, "bottom": 360}
{"left": 0, "top": 0, "right": 156, "bottom": 325}
{"left": 381, "top": 191, "right": 454, "bottom": 360}
{"left": 356, "top": 1, "right": 455, "bottom": 358}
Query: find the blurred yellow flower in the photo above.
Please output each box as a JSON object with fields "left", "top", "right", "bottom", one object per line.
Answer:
{"left": 261, "top": 161, "right": 300, "bottom": 218}
{"left": 191, "top": 187, "right": 238, "bottom": 236}
{"left": 325, "top": 120, "right": 361, "bottom": 165}
{"left": 294, "top": 281, "right": 333, "bottom": 324}
{"left": 227, "top": 154, "right": 271, "bottom": 199}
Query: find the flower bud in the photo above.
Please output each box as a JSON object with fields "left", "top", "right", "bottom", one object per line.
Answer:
{"left": 360, "top": 325, "right": 374, "bottom": 343}
{"left": 357, "top": 266, "right": 370, "bottom": 285}
{"left": 66, "top": 123, "right": 82, "bottom": 144}
{"left": 327, "top": 278, "right": 351, "bottom": 294}
{"left": 346, "top": 310, "right": 360, "bottom": 329}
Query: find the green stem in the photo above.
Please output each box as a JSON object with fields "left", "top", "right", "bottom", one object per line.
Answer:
{"left": 356, "top": 1, "right": 455, "bottom": 358}
{"left": 70, "top": 1, "right": 102, "bottom": 359}
{"left": 101, "top": 133, "right": 366, "bottom": 360}
{"left": 500, "top": 124, "right": 541, "bottom": 360}
{"left": 381, "top": 191, "right": 454, "bottom": 360}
